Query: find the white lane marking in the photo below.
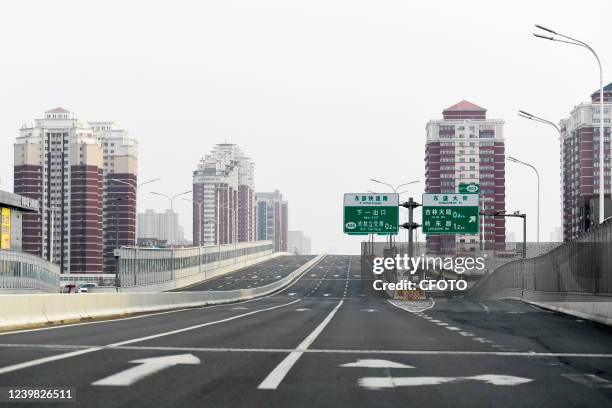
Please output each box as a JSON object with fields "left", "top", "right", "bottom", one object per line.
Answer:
{"left": 459, "top": 332, "right": 474, "bottom": 337}
{"left": 0, "top": 299, "right": 301, "bottom": 375}
{"left": 361, "top": 309, "right": 378, "bottom": 313}
{"left": 258, "top": 300, "right": 344, "bottom": 390}
{"left": 507, "top": 311, "right": 525, "bottom": 314}
{"left": 473, "top": 338, "right": 493, "bottom": 343}
{"left": 333, "top": 275, "right": 340, "bottom": 278}
{"left": 92, "top": 354, "right": 200, "bottom": 386}
{"left": 436, "top": 323, "right": 448, "bottom": 326}
{"left": 341, "top": 359, "right": 413, "bottom": 368}
{"left": 446, "top": 327, "right": 461, "bottom": 331}
{"left": 288, "top": 293, "right": 297, "bottom": 296}
{"left": 231, "top": 307, "right": 249, "bottom": 310}
{"left": 562, "top": 374, "right": 612, "bottom": 388}
{"left": 358, "top": 374, "right": 532, "bottom": 390}
{"left": 295, "top": 308, "right": 310, "bottom": 312}
{"left": 478, "top": 302, "right": 490, "bottom": 313}
{"left": 3, "top": 343, "right": 612, "bottom": 358}
{"left": 322, "top": 294, "right": 331, "bottom": 297}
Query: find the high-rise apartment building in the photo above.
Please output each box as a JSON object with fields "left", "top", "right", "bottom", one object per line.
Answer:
{"left": 425, "top": 100, "right": 505, "bottom": 252}
{"left": 256, "top": 190, "right": 288, "bottom": 252}
{"left": 137, "top": 209, "right": 185, "bottom": 245}
{"left": 560, "top": 83, "right": 612, "bottom": 240}
{"left": 192, "top": 144, "right": 256, "bottom": 246}
{"left": 13, "top": 108, "right": 137, "bottom": 274}
{"left": 90, "top": 121, "right": 138, "bottom": 273}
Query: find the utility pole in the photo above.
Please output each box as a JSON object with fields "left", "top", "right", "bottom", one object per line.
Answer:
{"left": 400, "top": 197, "right": 421, "bottom": 258}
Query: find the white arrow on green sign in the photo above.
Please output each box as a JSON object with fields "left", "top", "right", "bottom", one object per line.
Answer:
{"left": 422, "top": 193, "right": 479, "bottom": 235}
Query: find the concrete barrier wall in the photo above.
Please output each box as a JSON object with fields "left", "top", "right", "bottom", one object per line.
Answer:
{"left": 0, "top": 255, "right": 324, "bottom": 330}
{"left": 116, "top": 252, "right": 285, "bottom": 293}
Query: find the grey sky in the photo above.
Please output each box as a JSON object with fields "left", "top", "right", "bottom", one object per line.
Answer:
{"left": 0, "top": 0, "right": 610, "bottom": 254}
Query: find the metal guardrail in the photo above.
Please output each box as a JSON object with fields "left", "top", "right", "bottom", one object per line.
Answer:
{"left": 0, "top": 250, "right": 61, "bottom": 293}
{"left": 469, "top": 218, "right": 612, "bottom": 300}
{"left": 115, "top": 241, "right": 274, "bottom": 288}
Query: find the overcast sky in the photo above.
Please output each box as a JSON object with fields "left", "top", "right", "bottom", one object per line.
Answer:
{"left": 1, "top": 0, "right": 610, "bottom": 254}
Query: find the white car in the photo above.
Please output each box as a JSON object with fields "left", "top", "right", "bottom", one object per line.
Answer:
{"left": 78, "top": 283, "right": 98, "bottom": 293}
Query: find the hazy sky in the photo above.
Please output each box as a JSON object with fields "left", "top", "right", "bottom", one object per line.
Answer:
{"left": 1, "top": 1, "right": 610, "bottom": 254}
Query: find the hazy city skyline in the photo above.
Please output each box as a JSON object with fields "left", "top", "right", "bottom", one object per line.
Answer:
{"left": 1, "top": 1, "right": 611, "bottom": 254}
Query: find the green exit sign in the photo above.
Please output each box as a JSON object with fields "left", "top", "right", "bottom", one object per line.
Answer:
{"left": 343, "top": 193, "right": 399, "bottom": 235}
{"left": 422, "top": 193, "right": 480, "bottom": 235}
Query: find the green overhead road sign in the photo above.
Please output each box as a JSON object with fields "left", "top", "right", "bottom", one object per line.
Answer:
{"left": 422, "top": 193, "right": 479, "bottom": 235}
{"left": 343, "top": 193, "right": 399, "bottom": 235}
{"left": 459, "top": 183, "right": 480, "bottom": 194}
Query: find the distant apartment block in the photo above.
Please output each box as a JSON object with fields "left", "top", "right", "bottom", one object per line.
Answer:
{"left": 287, "top": 230, "right": 311, "bottom": 255}
{"left": 560, "top": 83, "right": 612, "bottom": 240}
{"left": 137, "top": 209, "right": 185, "bottom": 246}
{"left": 425, "top": 100, "right": 505, "bottom": 252}
{"left": 256, "top": 190, "right": 288, "bottom": 252}
{"left": 192, "top": 144, "right": 256, "bottom": 246}
{"left": 13, "top": 108, "right": 137, "bottom": 274}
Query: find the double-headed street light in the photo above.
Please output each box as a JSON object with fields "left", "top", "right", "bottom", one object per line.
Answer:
{"left": 481, "top": 210, "right": 527, "bottom": 258}
{"left": 150, "top": 190, "right": 192, "bottom": 247}
{"left": 534, "top": 24, "right": 606, "bottom": 225}
{"left": 369, "top": 179, "right": 420, "bottom": 247}
{"left": 370, "top": 179, "right": 420, "bottom": 193}
{"left": 507, "top": 156, "right": 540, "bottom": 244}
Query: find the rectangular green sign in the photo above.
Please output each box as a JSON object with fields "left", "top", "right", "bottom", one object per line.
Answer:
{"left": 343, "top": 193, "right": 399, "bottom": 234}
{"left": 422, "top": 193, "right": 480, "bottom": 235}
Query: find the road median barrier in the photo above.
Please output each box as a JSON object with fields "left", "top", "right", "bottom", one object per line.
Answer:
{"left": 0, "top": 255, "right": 324, "bottom": 331}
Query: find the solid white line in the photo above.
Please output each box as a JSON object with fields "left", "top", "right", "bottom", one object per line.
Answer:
{"left": 0, "top": 299, "right": 301, "bottom": 375}
{"left": 109, "top": 299, "right": 302, "bottom": 346}
{"left": 0, "top": 347, "right": 102, "bottom": 375}
{"left": 3, "top": 343, "right": 612, "bottom": 358}
{"left": 258, "top": 299, "right": 344, "bottom": 390}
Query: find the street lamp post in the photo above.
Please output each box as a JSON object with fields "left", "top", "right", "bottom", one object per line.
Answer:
{"left": 182, "top": 198, "right": 204, "bottom": 246}
{"left": 110, "top": 177, "right": 160, "bottom": 239}
{"left": 150, "top": 190, "right": 192, "bottom": 247}
{"left": 507, "top": 156, "right": 540, "bottom": 244}
{"left": 518, "top": 110, "right": 564, "bottom": 235}
{"left": 370, "top": 179, "right": 420, "bottom": 247}
{"left": 482, "top": 210, "right": 527, "bottom": 258}
{"left": 534, "top": 24, "right": 606, "bottom": 225}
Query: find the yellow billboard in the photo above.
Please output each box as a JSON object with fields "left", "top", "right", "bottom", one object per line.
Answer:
{"left": 1, "top": 207, "right": 10, "bottom": 250}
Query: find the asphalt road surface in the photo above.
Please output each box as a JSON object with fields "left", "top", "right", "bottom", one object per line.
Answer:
{"left": 0, "top": 255, "right": 612, "bottom": 407}
{"left": 174, "top": 255, "right": 315, "bottom": 291}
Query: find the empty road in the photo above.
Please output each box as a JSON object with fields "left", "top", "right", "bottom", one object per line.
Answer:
{"left": 0, "top": 255, "right": 611, "bottom": 407}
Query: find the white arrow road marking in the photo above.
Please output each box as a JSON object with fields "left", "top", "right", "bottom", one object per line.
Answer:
{"left": 358, "top": 375, "right": 532, "bottom": 390}
{"left": 341, "top": 359, "right": 413, "bottom": 369}
{"left": 92, "top": 354, "right": 200, "bottom": 386}
{"left": 562, "top": 374, "right": 612, "bottom": 388}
